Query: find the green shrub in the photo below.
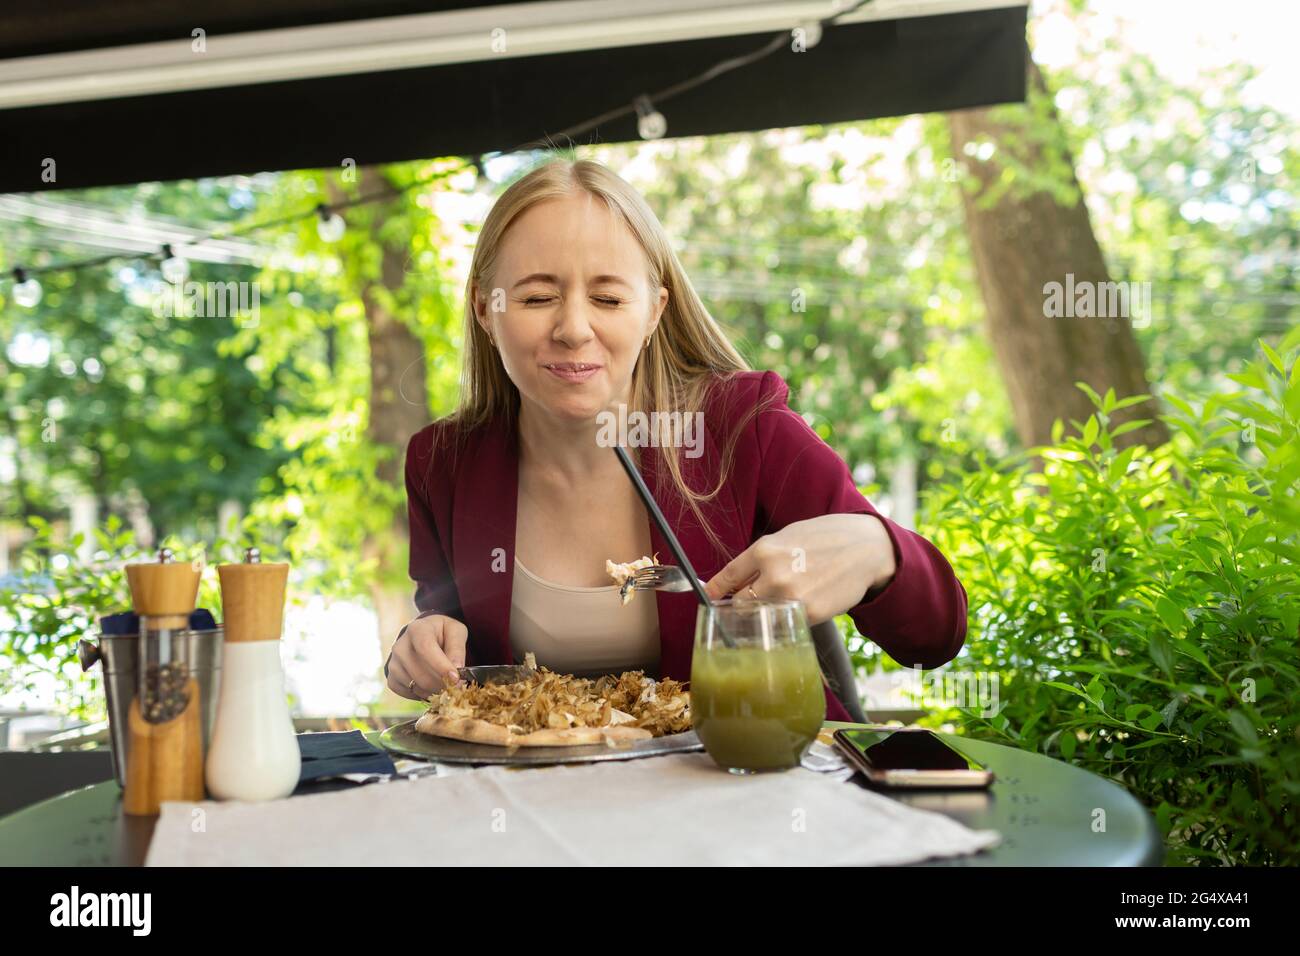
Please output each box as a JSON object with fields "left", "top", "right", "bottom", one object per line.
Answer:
{"left": 0, "top": 517, "right": 247, "bottom": 720}
{"left": 923, "top": 336, "right": 1300, "bottom": 865}
{"left": 0, "top": 517, "right": 142, "bottom": 721}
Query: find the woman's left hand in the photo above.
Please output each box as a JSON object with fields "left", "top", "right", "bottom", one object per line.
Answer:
{"left": 703, "top": 514, "right": 897, "bottom": 624}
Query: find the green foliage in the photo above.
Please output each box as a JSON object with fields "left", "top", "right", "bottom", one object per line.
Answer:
{"left": 921, "top": 335, "right": 1300, "bottom": 865}
{"left": 0, "top": 513, "right": 281, "bottom": 717}
{"left": 0, "top": 177, "right": 296, "bottom": 537}
{"left": 1034, "top": 14, "right": 1299, "bottom": 402}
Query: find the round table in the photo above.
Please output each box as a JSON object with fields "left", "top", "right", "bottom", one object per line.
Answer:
{"left": 0, "top": 724, "right": 1163, "bottom": 866}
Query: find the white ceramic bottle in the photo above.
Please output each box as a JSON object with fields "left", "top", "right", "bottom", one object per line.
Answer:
{"left": 206, "top": 548, "right": 301, "bottom": 801}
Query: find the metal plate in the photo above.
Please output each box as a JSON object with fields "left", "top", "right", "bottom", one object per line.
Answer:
{"left": 379, "top": 718, "right": 703, "bottom": 766}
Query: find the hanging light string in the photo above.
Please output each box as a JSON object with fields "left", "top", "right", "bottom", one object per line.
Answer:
{"left": 1, "top": 0, "right": 874, "bottom": 300}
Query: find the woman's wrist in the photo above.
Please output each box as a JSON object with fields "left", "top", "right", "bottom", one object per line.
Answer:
{"left": 386, "top": 608, "right": 440, "bottom": 678}
{"left": 860, "top": 514, "right": 898, "bottom": 598}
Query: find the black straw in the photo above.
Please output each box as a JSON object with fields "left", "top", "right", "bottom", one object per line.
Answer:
{"left": 613, "top": 444, "right": 735, "bottom": 646}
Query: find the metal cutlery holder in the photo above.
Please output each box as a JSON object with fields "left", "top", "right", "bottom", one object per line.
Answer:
{"left": 79, "top": 618, "right": 223, "bottom": 788}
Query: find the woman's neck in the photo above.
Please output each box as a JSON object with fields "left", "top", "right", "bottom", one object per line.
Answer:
{"left": 517, "top": 396, "right": 631, "bottom": 485}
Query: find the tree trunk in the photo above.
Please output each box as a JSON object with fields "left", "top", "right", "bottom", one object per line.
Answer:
{"left": 332, "top": 167, "right": 430, "bottom": 709}
{"left": 947, "top": 59, "right": 1169, "bottom": 450}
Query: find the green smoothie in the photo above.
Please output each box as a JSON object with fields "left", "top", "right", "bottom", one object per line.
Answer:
{"left": 690, "top": 641, "right": 826, "bottom": 772}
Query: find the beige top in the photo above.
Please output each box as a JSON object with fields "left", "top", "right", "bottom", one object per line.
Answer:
{"left": 509, "top": 556, "right": 660, "bottom": 677}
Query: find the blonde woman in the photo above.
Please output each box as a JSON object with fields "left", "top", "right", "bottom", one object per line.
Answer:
{"left": 385, "top": 158, "right": 967, "bottom": 721}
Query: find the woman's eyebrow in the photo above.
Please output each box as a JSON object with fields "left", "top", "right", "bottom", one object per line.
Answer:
{"left": 511, "top": 273, "right": 632, "bottom": 289}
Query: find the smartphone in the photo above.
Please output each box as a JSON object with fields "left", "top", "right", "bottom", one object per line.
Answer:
{"left": 832, "top": 726, "right": 994, "bottom": 789}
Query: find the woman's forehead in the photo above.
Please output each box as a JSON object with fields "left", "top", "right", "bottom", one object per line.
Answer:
{"left": 500, "top": 196, "right": 646, "bottom": 275}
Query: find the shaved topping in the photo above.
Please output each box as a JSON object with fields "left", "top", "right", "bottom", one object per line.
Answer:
{"left": 423, "top": 663, "right": 691, "bottom": 737}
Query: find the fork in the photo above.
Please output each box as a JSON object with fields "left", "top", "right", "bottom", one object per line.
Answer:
{"left": 628, "top": 564, "right": 761, "bottom": 599}
{"left": 626, "top": 564, "right": 694, "bottom": 601}
{"left": 338, "top": 763, "right": 443, "bottom": 785}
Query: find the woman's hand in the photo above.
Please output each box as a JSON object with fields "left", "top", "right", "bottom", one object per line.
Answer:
{"left": 703, "top": 514, "right": 897, "bottom": 625}
{"left": 386, "top": 614, "right": 468, "bottom": 700}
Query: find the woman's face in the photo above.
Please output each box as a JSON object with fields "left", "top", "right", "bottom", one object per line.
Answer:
{"left": 474, "top": 193, "right": 668, "bottom": 423}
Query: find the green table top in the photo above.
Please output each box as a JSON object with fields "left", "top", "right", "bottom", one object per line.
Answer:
{"left": 0, "top": 723, "right": 1162, "bottom": 866}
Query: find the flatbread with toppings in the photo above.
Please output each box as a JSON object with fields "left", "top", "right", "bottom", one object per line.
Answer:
{"left": 414, "top": 654, "right": 692, "bottom": 748}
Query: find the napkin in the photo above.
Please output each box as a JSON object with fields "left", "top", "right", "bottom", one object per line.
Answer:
{"left": 294, "top": 730, "right": 396, "bottom": 789}
{"left": 99, "top": 608, "right": 218, "bottom": 634}
{"left": 146, "top": 751, "right": 1001, "bottom": 866}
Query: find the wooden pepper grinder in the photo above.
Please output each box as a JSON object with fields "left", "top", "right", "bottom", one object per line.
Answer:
{"left": 207, "top": 548, "right": 300, "bottom": 801}
{"left": 123, "top": 547, "right": 205, "bottom": 816}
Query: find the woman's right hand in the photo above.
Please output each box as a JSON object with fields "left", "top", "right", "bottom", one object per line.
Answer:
{"left": 386, "top": 613, "right": 468, "bottom": 700}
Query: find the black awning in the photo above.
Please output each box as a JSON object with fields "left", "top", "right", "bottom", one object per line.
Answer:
{"left": 0, "top": 1, "right": 1027, "bottom": 193}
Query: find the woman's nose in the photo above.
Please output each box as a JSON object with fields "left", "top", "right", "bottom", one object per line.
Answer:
{"left": 550, "top": 298, "right": 597, "bottom": 347}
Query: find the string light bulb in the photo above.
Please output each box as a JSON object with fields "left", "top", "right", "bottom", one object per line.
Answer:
{"left": 634, "top": 95, "right": 667, "bottom": 140}
{"left": 12, "top": 268, "right": 43, "bottom": 308}
{"left": 797, "top": 21, "right": 823, "bottom": 50}
{"left": 316, "top": 204, "right": 346, "bottom": 242}
{"left": 160, "top": 244, "right": 190, "bottom": 284}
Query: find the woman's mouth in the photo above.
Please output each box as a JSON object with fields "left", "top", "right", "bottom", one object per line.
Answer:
{"left": 543, "top": 362, "right": 602, "bottom": 383}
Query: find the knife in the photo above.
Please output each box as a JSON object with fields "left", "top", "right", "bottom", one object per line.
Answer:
{"left": 451, "top": 664, "right": 536, "bottom": 686}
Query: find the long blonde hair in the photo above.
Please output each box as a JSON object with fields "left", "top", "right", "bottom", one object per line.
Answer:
{"left": 454, "top": 155, "right": 766, "bottom": 557}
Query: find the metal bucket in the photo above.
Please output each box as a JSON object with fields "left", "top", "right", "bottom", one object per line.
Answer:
{"left": 78, "top": 626, "right": 224, "bottom": 788}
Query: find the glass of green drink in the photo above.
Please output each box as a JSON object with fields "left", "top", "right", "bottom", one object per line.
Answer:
{"left": 690, "top": 598, "right": 826, "bottom": 774}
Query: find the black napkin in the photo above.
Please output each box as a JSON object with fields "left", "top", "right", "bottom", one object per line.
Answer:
{"left": 99, "top": 608, "right": 218, "bottom": 634}
{"left": 295, "top": 730, "right": 396, "bottom": 789}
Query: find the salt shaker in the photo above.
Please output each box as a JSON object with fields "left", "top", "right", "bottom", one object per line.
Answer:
{"left": 206, "top": 548, "right": 300, "bottom": 800}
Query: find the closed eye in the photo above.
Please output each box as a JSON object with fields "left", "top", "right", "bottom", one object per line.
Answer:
{"left": 521, "top": 295, "right": 624, "bottom": 306}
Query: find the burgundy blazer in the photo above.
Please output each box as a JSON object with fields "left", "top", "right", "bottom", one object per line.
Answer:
{"left": 404, "top": 370, "right": 968, "bottom": 722}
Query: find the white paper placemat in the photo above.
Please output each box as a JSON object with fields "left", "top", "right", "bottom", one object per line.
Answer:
{"left": 146, "top": 752, "right": 1001, "bottom": 866}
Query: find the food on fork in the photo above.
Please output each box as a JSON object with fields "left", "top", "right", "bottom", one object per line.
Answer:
{"left": 606, "top": 554, "right": 657, "bottom": 605}
{"left": 413, "top": 652, "right": 692, "bottom": 747}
